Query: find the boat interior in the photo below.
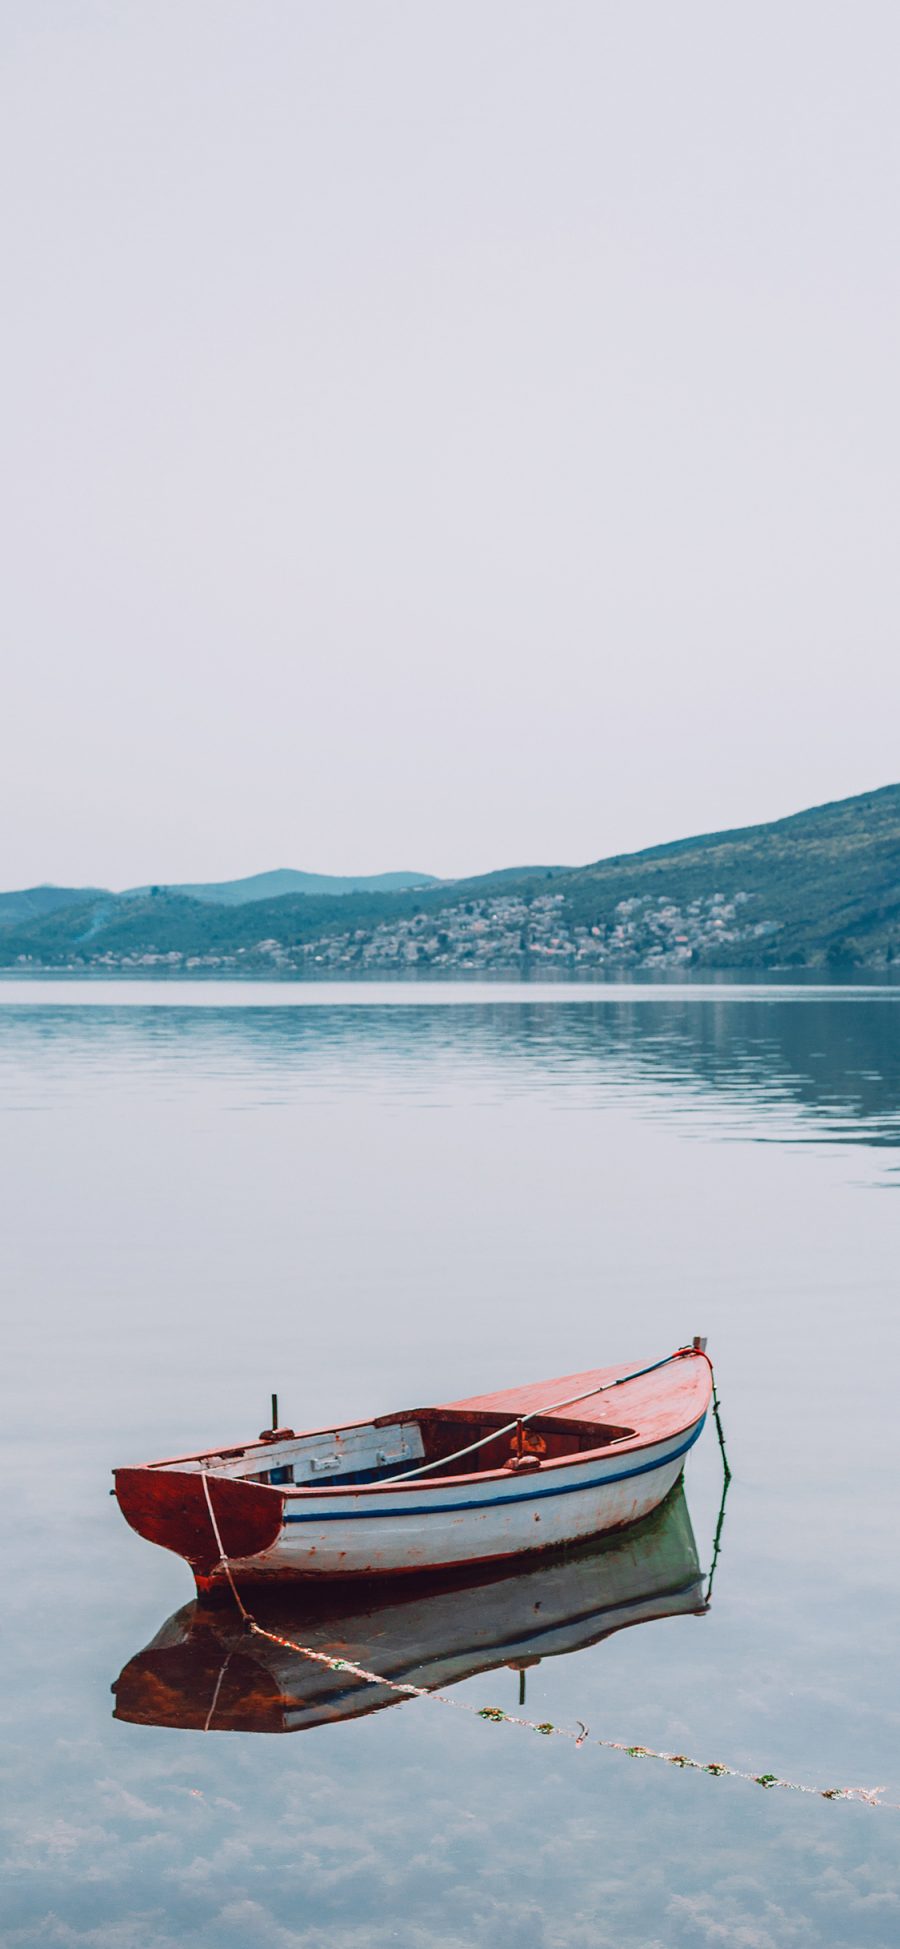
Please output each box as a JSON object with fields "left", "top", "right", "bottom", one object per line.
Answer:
{"left": 162, "top": 1407, "right": 638, "bottom": 1489}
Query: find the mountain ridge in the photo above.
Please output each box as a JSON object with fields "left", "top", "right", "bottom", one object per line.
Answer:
{"left": 2, "top": 784, "right": 898, "bottom": 972}
{"left": 0, "top": 867, "right": 442, "bottom": 923}
{"left": 124, "top": 867, "right": 440, "bottom": 904}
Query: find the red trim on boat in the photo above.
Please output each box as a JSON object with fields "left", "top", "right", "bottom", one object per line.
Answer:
{"left": 114, "top": 1467, "right": 284, "bottom": 1576}
{"left": 111, "top": 1353, "right": 712, "bottom": 1578}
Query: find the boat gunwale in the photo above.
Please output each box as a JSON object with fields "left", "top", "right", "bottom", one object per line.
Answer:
{"left": 125, "top": 1357, "right": 711, "bottom": 1502}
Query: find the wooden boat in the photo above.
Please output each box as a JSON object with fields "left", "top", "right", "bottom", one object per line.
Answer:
{"left": 113, "top": 1345, "right": 711, "bottom": 1586}
{"left": 112, "top": 1481, "right": 706, "bottom": 1734}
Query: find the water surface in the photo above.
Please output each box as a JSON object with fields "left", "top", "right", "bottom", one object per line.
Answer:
{"left": 2, "top": 982, "right": 899, "bottom": 1947}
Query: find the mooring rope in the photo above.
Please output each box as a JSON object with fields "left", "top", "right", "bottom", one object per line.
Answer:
{"left": 202, "top": 1648, "right": 233, "bottom": 1735}
{"left": 381, "top": 1346, "right": 697, "bottom": 1484}
{"left": 198, "top": 1460, "right": 894, "bottom": 1811}
{"left": 201, "top": 1471, "right": 252, "bottom": 1621}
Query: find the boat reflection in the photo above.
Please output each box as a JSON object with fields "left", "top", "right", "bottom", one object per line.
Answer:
{"left": 112, "top": 1481, "right": 709, "bottom": 1735}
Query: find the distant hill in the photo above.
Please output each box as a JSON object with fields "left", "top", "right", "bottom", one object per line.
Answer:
{"left": 125, "top": 868, "right": 440, "bottom": 903}
{"left": 556, "top": 782, "right": 900, "bottom": 965}
{"left": 1, "top": 786, "right": 898, "bottom": 971}
{"left": 0, "top": 884, "right": 103, "bottom": 925}
{"left": 0, "top": 885, "right": 443, "bottom": 966}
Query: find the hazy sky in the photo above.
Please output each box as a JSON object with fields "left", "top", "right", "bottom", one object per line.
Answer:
{"left": 3, "top": 1, "right": 899, "bottom": 887}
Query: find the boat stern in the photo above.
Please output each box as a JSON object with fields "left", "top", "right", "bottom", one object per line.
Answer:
{"left": 113, "top": 1466, "right": 285, "bottom": 1585}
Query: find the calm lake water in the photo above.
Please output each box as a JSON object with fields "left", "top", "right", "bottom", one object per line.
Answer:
{"left": 2, "top": 980, "right": 899, "bottom": 1948}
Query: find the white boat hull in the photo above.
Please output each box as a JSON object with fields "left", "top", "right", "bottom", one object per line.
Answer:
{"left": 113, "top": 1349, "right": 714, "bottom": 1587}
{"left": 221, "top": 1419, "right": 705, "bottom": 1582}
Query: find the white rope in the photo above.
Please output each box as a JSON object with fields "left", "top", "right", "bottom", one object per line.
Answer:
{"left": 201, "top": 1470, "right": 251, "bottom": 1620}
{"left": 381, "top": 1348, "right": 689, "bottom": 1483}
{"left": 238, "top": 1615, "right": 892, "bottom": 1810}
{"left": 196, "top": 1446, "right": 895, "bottom": 1813}
{"left": 202, "top": 1651, "right": 233, "bottom": 1734}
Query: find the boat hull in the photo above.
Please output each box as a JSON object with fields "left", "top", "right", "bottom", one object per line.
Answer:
{"left": 113, "top": 1349, "right": 712, "bottom": 1588}
{"left": 205, "top": 1418, "right": 704, "bottom": 1585}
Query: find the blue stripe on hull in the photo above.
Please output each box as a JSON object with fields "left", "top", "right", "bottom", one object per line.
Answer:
{"left": 282, "top": 1416, "right": 705, "bottom": 1523}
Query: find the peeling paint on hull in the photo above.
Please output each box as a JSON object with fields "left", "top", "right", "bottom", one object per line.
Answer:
{"left": 113, "top": 1351, "right": 713, "bottom": 1588}
{"left": 209, "top": 1426, "right": 703, "bottom": 1585}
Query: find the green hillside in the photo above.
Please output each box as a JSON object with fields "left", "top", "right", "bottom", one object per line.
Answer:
{"left": 558, "top": 783, "right": 900, "bottom": 966}
{"left": 0, "top": 887, "right": 429, "bottom": 964}
{"left": 1, "top": 785, "right": 898, "bottom": 972}
{"left": 0, "top": 885, "right": 104, "bottom": 925}
{"left": 125, "top": 867, "right": 439, "bottom": 903}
